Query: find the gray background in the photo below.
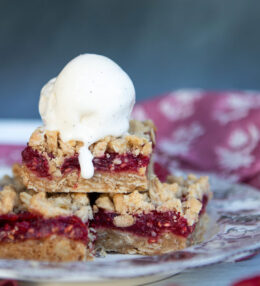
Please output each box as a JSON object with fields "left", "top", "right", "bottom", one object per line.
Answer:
{"left": 1, "top": 0, "right": 260, "bottom": 119}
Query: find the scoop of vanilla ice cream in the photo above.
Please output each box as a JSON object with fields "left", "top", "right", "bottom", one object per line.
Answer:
{"left": 39, "top": 54, "right": 135, "bottom": 179}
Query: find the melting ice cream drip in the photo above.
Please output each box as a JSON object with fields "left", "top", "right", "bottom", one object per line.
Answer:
{"left": 39, "top": 54, "right": 135, "bottom": 179}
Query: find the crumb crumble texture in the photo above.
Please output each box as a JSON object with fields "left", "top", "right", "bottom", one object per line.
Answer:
{"left": 0, "top": 176, "right": 92, "bottom": 222}
{"left": 28, "top": 120, "right": 155, "bottom": 171}
{"left": 94, "top": 174, "right": 211, "bottom": 226}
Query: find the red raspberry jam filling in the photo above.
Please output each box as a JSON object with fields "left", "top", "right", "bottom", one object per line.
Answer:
{"left": 61, "top": 152, "right": 150, "bottom": 174}
{"left": 93, "top": 152, "right": 150, "bottom": 172}
{"left": 22, "top": 146, "right": 51, "bottom": 178}
{"left": 61, "top": 155, "right": 80, "bottom": 174}
{"left": 22, "top": 145, "right": 150, "bottom": 178}
{"left": 92, "top": 210, "right": 194, "bottom": 242}
{"left": 92, "top": 195, "right": 208, "bottom": 242}
{"left": 0, "top": 212, "right": 88, "bottom": 244}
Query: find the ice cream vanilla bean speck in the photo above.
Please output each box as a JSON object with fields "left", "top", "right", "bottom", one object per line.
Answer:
{"left": 39, "top": 54, "right": 135, "bottom": 179}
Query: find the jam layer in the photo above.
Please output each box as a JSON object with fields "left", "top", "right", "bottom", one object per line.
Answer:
{"left": 92, "top": 210, "right": 194, "bottom": 243}
{"left": 92, "top": 195, "right": 208, "bottom": 243}
{"left": 22, "top": 146, "right": 51, "bottom": 178}
{"left": 22, "top": 146, "right": 150, "bottom": 178}
{"left": 62, "top": 152, "right": 150, "bottom": 174}
{"left": 0, "top": 212, "right": 88, "bottom": 244}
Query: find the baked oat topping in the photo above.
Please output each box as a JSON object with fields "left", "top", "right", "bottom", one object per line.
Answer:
{"left": 95, "top": 174, "right": 211, "bottom": 226}
{"left": 95, "top": 195, "right": 115, "bottom": 212}
{"left": 0, "top": 175, "right": 27, "bottom": 214}
{"left": 129, "top": 120, "right": 156, "bottom": 145}
{"left": 0, "top": 174, "right": 25, "bottom": 193}
{"left": 20, "top": 192, "right": 92, "bottom": 222}
{"left": 113, "top": 214, "right": 136, "bottom": 227}
{"left": 28, "top": 120, "right": 155, "bottom": 160}
{"left": 0, "top": 185, "right": 18, "bottom": 215}
{"left": 166, "top": 174, "right": 211, "bottom": 201}
{"left": 0, "top": 175, "right": 93, "bottom": 222}
{"left": 113, "top": 191, "right": 155, "bottom": 214}
{"left": 182, "top": 197, "right": 203, "bottom": 225}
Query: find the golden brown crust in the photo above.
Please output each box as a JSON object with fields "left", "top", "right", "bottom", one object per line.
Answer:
{"left": 113, "top": 214, "right": 136, "bottom": 227}
{"left": 95, "top": 195, "right": 115, "bottom": 212}
{"left": 95, "top": 230, "right": 186, "bottom": 255}
{"left": 14, "top": 163, "right": 150, "bottom": 194}
{"left": 0, "top": 175, "right": 25, "bottom": 192}
{"left": 0, "top": 185, "right": 18, "bottom": 215}
{"left": 166, "top": 174, "right": 212, "bottom": 201}
{"left": 94, "top": 174, "right": 211, "bottom": 226}
{"left": 95, "top": 214, "right": 207, "bottom": 255}
{"left": 0, "top": 236, "right": 90, "bottom": 262}
{"left": 0, "top": 175, "right": 92, "bottom": 221}
{"left": 0, "top": 175, "right": 28, "bottom": 215}
{"left": 29, "top": 120, "right": 155, "bottom": 158}
{"left": 20, "top": 192, "right": 92, "bottom": 222}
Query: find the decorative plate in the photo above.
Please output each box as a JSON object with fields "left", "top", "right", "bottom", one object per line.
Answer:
{"left": 0, "top": 169, "right": 259, "bottom": 284}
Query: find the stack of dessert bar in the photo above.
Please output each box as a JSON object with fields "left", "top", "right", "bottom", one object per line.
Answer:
{"left": 0, "top": 120, "right": 211, "bottom": 262}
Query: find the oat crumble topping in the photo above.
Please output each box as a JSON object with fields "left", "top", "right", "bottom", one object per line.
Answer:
{"left": 0, "top": 176, "right": 92, "bottom": 222}
{"left": 20, "top": 192, "right": 92, "bottom": 222}
{"left": 28, "top": 120, "right": 155, "bottom": 162}
{"left": 0, "top": 185, "right": 18, "bottom": 215}
{"left": 94, "top": 174, "right": 211, "bottom": 226}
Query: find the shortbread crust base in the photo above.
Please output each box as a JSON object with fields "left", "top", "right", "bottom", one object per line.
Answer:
{"left": 14, "top": 164, "right": 149, "bottom": 193}
{"left": 94, "top": 214, "right": 207, "bottom": 255}
{"left": 0, "top": 235, "right": 91, "bottom": 262}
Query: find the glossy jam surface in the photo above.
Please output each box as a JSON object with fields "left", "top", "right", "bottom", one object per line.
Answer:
{"left": 93, "top": 210, "right": 194, "bottom": 242}
{"left": 93, "top": 195, "right": 208, "bottom": 242}
{"left": 61, "top": 152, "right": 150, "bottom": 174}
{"left": 94, "top": 152, "right": 149, "bottom": 172}
{"left": 22, "top": 146, "right": 51, "bottom": 178}
{"left": 22, "top": 145, "right": 150, "bottom": 178}
{"left": 61, "top": 155, "right": 80, "bottom": 174}
{"left": 0, "top": 212, "right": 88, "bottom": 243}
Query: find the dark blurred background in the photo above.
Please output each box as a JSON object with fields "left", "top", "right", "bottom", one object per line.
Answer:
{"left": 1, "top": 0, "right": 260, "bottom": 119}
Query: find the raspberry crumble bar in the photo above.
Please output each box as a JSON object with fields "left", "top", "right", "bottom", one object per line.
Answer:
{"left": 92, "top": 174, "right": 211, "bottom": 255}
{"left": 0, "top": 176, "right": 95, "bottom": 262}
{"left": 0, "top": 54, "right": 213, "bottom": 262}
{"left": 14, "top": 120, "right": 155, "bottom": 194}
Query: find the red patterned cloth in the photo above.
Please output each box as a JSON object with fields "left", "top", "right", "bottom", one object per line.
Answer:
{"left": 232, "top": 275, "right": 260, "bottom": 286}
{"left": 132, "top": 89, "right": 260, "bottom": 189}
{"left": 0, "top": 280, "right": 17, "bottom": 286}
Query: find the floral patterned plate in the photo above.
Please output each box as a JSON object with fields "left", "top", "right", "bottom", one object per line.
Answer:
{"left": 0, "top": 168, "right": 259, "bottom": 283}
